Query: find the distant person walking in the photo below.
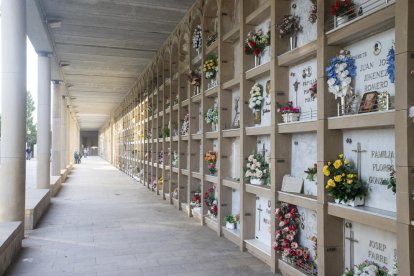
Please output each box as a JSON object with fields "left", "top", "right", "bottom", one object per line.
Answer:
{"left": 26, "top": 147, "right": 31, "bottom": 160}
{"left": 83, "top": 147, "right": 88, "bottom": 158}
{"left": 74, "top": 151, "right": 80, "bottom": 164}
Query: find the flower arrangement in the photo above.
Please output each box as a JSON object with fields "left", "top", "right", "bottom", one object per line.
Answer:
{"left": 277, "top": 14, "right": 302, "bottom": 38}
{"left": 244, "top": 29, "right": 270, "bottom": 57}
{"left": 309, "top": 82, "right": 317, "bottom": 100}
{"left": 324, "top": 154, "right": 367, "bottom": 204}
{"left": 248, "top": 83, "right": 264, "bottom": 112}
{"left": 308, "top": 0, "right": 317, "bottom": 24}
{"left": 274, "top": 203, "right": 317, "bottom": 273}
{"left": 204, "top": 105, "right": 219, "bottom": 127}
{"left": 190, "top": 192, "right": 201, "bottom": 208}
{"left": 277, "top": 101, "right": 301, "bottom": 114}
{"left": 387, "top": 46, "right": 395, "bottom": 84}
{"left": 203, "top": 55, "right": 218, "bottom": 79}
{"left": 172, "top": 188, "right": 178, "bottom": 199}
{"left": 187, "top": 69, "right": 201, "bottom": 88}
{"left": 344, "top": 260, "right": 390, "bottom": 276}
{"left": 158, "top": 176, "right": 163, "bottom": 189}
{"left": 204, "top": 150, "right": 218, "bottom": 175}
{"left": 204, "top": 186, "right": 218, "bottom": 217}
{"left": 326, "top": 49, "right": 357, "bottom": 99}
{"left": 172, "top": 151, "right": 179, "bottom": 168}
{"left": 244, "top": 153, "right": 270, "bottom": 185}
{"left": 160, "top": 127, "right": 170, "bottom": 138}
{"left": 181, "top": 113, "right": 190, "bottom": 135}
{"left": 304, "top": 164, "right": 317, "bottom": 182}
{"left": 224, "top": 215, "right": 237, "bottom": 229}
{"left": 192, "top": 25, "right": 202, "bottom": 53}
{"left": 330, "top": 0, "right": 355, "bottom": 16}
{"left": 158, "top": 151, "right": 164, "bottom": 164}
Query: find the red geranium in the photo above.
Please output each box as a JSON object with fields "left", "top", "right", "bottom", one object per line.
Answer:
{"left": 330, "top": 0, "right": 355, "bottom": 16}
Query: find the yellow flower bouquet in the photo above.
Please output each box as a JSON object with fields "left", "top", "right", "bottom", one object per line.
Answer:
{"left": 324, "top": 154, "right": 367, "bottom": 205}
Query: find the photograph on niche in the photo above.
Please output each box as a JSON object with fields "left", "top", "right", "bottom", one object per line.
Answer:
{"left": 358, "top": 91, "right": 379, "bottom": 113}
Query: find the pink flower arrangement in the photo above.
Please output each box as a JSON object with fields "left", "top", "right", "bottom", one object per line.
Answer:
{"left": 274, "top": 203, "right": 317, "bottom": 273}
{"left": 277, "top": 101, "right": 301, "bottom": 114}
{"left": 204, "top": 186, "right": 218, "bottom": 217}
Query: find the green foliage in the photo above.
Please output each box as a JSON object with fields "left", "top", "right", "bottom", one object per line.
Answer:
{"left": 160, "top": 128, "right": 170, "bottom": 138}
{"left": 382, "top": 168, "right": 396, "bottom": 194}
{"left": 224, "top": 215, "right": 236, "bottom": 224}
{"left": 26, "top": 91, "right": 37, "bottom": 147}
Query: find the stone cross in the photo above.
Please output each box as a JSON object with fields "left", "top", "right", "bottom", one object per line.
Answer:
{"left": 352, "top": 142, "right": 367, "bottom": 180}
{"left": 345, "top": 230, "right": 359, "bottom": 268}
{"left": 257, "top": 204, "right": 263, "bottom": 231}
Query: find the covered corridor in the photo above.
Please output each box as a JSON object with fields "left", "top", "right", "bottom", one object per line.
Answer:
{"left": 7, "top": 157, "right": 274, "bottom": 276}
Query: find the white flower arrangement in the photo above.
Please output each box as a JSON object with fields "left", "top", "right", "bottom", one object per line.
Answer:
{"left": 172, "top": 151, "right": 179, "bottom": 168}
{"left": 326, "top": 49, "right": 357, "bottom": 99}
{"left": 180, "top": 113, "right": 190, "bottom": 135}
{"left": 248, "top": 83, "right": 264, "bottom": 111}
{"left": 344, "top": 260, "right": 393, "bottom": 276}
{"left": 244, "top": 153, "right": 270, "bottom": 185}
{"left": 204, "top": 104, "right": 218, "bottom": 125}
{"left": 192, "top": 25, "right": 202, "bottom": 51}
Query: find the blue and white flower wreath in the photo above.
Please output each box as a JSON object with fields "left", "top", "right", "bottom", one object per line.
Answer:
{"left": 326, "top": 49, "right": 357, "bottom": 99}
{"left": 387, "top": 46, "right": 395, "bottom": 84}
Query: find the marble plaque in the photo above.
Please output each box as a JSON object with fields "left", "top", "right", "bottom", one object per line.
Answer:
{"left": 232, "top": 189, "right": 240, "bottom": 215}
{"left": 297, "top": 207, "right": 318, "bottom": 261}
{"left": 291, "top": 133, "right": 317, "bottom": 196}
{"left": 290, "top": 0, "right": 317, "bottom": 47}
{"left": 347, "top": 29, "right": 395, "bottom": 98}
{"left": 343, "top": 129, "right": 396, "bottom": 212}
{"left": 256, "top": 135, "right": 271, "bottom": 163}
{"left": 289, "top": 59, "right": 317, "bottom": 121}
{"left": 255, "top": 195, "right": 272, "bottom": 247}
{"left": 344, "top": 221, "right": 397, "bottom": 271}
{"left": 231, "top": 138, "right": 241, "bottom": 179}
{"left": 256, "top": 19, "right": 271, "bottom": 65}
{"left": 231, "top": 90, "right": 241, "bottom": 129}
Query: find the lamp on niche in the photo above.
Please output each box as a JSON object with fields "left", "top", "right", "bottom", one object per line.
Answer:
{"left": 47, "top": 19, "right": 62, "bottom": 29}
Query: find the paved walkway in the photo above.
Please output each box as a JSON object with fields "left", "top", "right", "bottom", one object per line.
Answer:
{"left": 7, "top": 157, "right": 274, "bottom": 276}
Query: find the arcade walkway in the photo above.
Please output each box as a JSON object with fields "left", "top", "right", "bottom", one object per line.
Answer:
{"left": 7, "top": 157, "right": 274, "bottom": 276}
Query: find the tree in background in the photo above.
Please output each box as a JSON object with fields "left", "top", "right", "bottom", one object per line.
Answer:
{"left": 26, "top": 91, "right": 37, "bottom": 148}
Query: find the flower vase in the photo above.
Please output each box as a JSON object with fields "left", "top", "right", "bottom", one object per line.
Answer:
{"left": 254, "top": 109, "right": 261, "bottom": 124}
{"left": 334, "top": 15, "right": 349, "bottom": 28}
{"left": 254, "top": 53, "right": 262, "bottom": 67}
{"left": 282, "top": 113, "right": 288, "bottom": 123}
{"left": 225, "top": 222, "right": 236, "bottom": 230}
{"left": 334, "top": 197, "right": 365, "bottom": 207}
{"left": 250, "top": 178, "right": 264, "bottom": 185}
{"left": 289, "top": 36, "right": 298, "bottom": 51}
{"left": 340, "top": 96, "right": 346, "bottom": 116}
{"left": 194, "top": 85, "right": 200, "bottom": 96}
{"left": 212, "top": 123, "right": 218, "bottom": 132}
{"left": 288, "top": 113, "right": 300, "bottom": 122}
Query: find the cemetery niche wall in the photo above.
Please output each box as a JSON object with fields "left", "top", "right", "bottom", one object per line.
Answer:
{"left": 98, "top": 0, "right": 413, "bottom": 275}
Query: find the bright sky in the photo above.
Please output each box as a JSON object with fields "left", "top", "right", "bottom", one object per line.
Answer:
{"left": 0, "top": 18, "right": 39, "bottom": 122}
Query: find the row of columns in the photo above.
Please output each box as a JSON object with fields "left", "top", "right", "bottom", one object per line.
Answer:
{"left": 0, "top": 0, "right": 80, "bottom": 223}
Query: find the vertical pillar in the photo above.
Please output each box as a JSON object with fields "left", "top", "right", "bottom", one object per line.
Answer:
{"left": 61, "top": 95, "right": 67, "bottom": 170}
{"left": 36, "top": 53, "right": 51, "bottom": 189}
{"left": 0, "top": 0, "right": 27, "bottom": 222}
{"left": 51, "top": 81, "right": 62, "bottom": 176}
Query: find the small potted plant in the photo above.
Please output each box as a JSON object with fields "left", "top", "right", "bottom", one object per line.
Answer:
{"left": 277, "top": 101, "right": 301, "bottom": 123}
{"left": 331, "top": 0, "right": 355, "bottom": 28}
{"left": 204, "top": 151, "right": 218, "bottom": 175}
{"left": 190, "top": 192, "right": 201, "bottom": 208}
{"left": 224, "top": 215, "right": 237, "bottom": 230}
{"left": 324, "top": 153, "right": 367, "bottom": 206}
{"left": 276, "top": 14, "right": 302, "bottom": 50}
{"left": 244, "top": 153, "right": 270, "bottom": 186}
{"left": 304, "top": 163, "right": 317, "bottom": 182}
{"left": 160, "top": 127, "right": 170, "bottom": 138}
{"left": 204, "top": 104, "right": 219, "bottom": 131}
{"left": 244, "top": 28, "right": 270, "bottom": 66}
{"left": 181, "top": 113, "right": 190, "bottom": 135}
{"left": 248, "top": 83, "right": 264, "bottom": 124}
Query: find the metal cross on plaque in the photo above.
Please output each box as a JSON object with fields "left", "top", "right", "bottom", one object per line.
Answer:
{"left": 345, "top": 230, "right": 359, "bottom": 268}
{"left": 352, "top": 142, "right": 366, "bottom": 180}
{"left": 257, "top": 204, "right": 263, "bottom": 231}
{"left": 231, "top": 97, "right": 240, "bottom": 128}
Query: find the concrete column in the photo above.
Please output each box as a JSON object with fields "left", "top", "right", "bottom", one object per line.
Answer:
{"left": 0, "top": 0, "right": 27, "bottom": 222}
{"left": 66, "top": 109, "right": 71, "bottom": 165}
{"left": 36, "top": 53, "right": 51, "bottom": 189}
{"left": 60, "top": 96, "right": 67, "bottom": 170}
{"left": 51, "top": 81, "right": 61, "bottom": 176}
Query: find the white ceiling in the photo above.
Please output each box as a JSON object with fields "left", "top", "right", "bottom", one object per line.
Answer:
{"left": 29, "top": 0, "right": 194, "bottom": 130}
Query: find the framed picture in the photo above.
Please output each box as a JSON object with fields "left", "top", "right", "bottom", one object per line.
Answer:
{"left": 358, "top": 91, "right": 379, "bottom": 113}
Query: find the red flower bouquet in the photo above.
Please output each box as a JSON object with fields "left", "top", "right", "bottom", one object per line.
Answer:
{"left": 331, "top": 0, "right": 355, "bottom": 16}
